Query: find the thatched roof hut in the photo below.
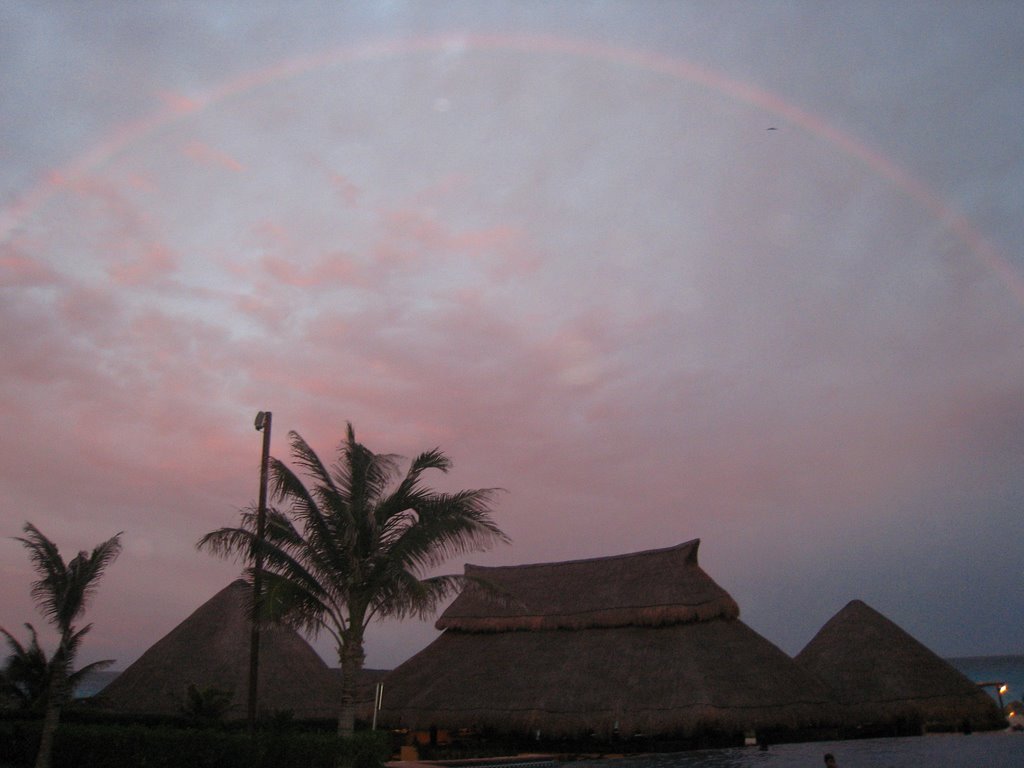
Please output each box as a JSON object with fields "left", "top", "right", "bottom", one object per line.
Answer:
{"left": 98, "top": 580, "right": 340, "bottom": 720}
{"left": 380, "top": 540, "right": 837, "bottom": 738}
{"left": 795, "top": 599, "right": 1004, "bottom": 732}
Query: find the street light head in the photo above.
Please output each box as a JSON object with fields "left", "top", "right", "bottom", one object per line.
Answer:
{"left": 255, "top": 411, "right": 268, "bottom": 431}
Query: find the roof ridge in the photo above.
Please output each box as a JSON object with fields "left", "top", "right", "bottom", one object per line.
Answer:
{"left": 464, "top": 538, "right": 700, "bottom": 572}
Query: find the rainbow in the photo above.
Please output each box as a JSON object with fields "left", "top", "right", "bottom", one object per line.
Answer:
{"left": 3, "top": 34, "right": 1021, "bottom": 304}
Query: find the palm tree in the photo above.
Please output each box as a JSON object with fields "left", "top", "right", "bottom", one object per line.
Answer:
{"left": 199, "top": 423, "right": 508, "bottom": 737}
{"left": 0, "top": 624, "right": 49, "bottom": 711}
{"left": 180, "top": 683, "right": 236, "bottom": 725}
{"left": 0, "top": 623, "right": 114, "bottom": 712}
{"left": 13, "top": 523, "right": 122, "bottom": 768}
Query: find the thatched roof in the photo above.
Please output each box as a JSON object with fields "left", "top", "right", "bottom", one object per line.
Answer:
{"left": 97, "top": 580, "right": 341, "bottom": 720}
{"left": 381, "top": 541, "right": 836, "bottom": 736}
{"left": 795, "top": 600, "right": 1004, "bottom": 731}
{"left": 438, "top": 539, "right": 740, "bottom": 632}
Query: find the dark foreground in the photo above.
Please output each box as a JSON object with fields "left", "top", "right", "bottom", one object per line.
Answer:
{"left": 570, "top": 730, "right": 1024, "bottom": 768}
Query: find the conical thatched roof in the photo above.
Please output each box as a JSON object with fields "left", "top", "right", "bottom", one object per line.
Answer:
{"left": 98, "top": 580, "right": 340, "bottom": 719}
{"left": 381, "top": 540, "right": 837, "bottom": 737}
{"left": 795, "top": 600, "right": 1004, "bottom": 731}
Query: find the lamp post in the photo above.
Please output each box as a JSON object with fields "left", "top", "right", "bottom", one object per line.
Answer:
{"left": 979, "top": 681, "right": 1008, "bottom": 715}
{"left": 248, "top": 411, "right": 272, "bottom": 731}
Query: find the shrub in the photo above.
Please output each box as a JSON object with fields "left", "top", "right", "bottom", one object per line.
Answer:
{"left": 0, "top": 720, "right": 391, "bottom": 768}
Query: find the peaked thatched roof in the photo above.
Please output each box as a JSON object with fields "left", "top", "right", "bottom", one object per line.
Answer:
{"left": 795, "top": 600, "right": 1004, "bottom": 730}
{"left": 437, "top": 539, "right": 740, "bottom": 632}
{"left": 97, "top": 580, "right": 340, "bottom": 720}
{"left": 382, "top": 541, "right": 836, "bottom": 736}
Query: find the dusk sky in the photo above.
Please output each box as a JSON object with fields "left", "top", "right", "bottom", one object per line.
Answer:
{"left": 2, "top": 2, "right": 1022, "bottom": 673}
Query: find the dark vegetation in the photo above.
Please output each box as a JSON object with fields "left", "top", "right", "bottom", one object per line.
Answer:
{"left": 1, "top": 525, "right": 122, "bottom": 768}
{"left": 0, "top": 709, "right": 391, "bottom": 768}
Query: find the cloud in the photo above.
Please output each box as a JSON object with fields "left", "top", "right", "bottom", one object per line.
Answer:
{"left": 259, "top": 250, "right": 362, "bottom": 288}
{"left": 108, "top": 242, "right": 179, "bottom": 286}
{"left": 0, "top": 244, "right": 62, "bottom": 287}
{"left": 182, "top": 140, "right": 246, "bottom": 173}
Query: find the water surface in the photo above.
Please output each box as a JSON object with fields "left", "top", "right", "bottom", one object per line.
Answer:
{"left": 572, "top": 731, "right": 1023, "bottom": 768}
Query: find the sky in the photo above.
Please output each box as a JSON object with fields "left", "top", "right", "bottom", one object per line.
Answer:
{"left": 1, "top": 1, "right": 1022, "bottom": 674}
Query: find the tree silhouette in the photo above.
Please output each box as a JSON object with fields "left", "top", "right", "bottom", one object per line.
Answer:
{"left": 199, "top": 423, "right": 507, "bottom": 737}
{"left": 13, "top": 523, "right": 121, "bottom": 768}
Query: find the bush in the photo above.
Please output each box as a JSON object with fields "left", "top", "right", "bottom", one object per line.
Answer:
{"left": 0, "top": 720, "right": 391, "bottom": 768}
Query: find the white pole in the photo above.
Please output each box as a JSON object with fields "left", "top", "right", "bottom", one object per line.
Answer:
{"left": 372, "top": 682, "right": 384, "bottom": 730}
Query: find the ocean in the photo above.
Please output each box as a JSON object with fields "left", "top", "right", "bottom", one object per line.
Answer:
{"left": 72, "top": 669, "right": 120, "bottom": 699}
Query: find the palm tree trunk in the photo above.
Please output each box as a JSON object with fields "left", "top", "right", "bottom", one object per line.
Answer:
{"left": 34, "top": 665, "right": 66, "bottom": 768}
{"left": 337, "top": 633, "right": 366, "bottom": 739}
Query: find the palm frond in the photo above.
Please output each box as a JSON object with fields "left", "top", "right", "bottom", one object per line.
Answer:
{"left": 271, "top": 455, "right": 350, "bottom": 570}
{"left": 337, "top": 423, "right": 400, "bottom": 508}
{"left": 389, "top": 488, "right": 508, "bottom": 574}
{"left": 336, "top": 425, "right": 385, "bottom": 547}
{"left": 0, "top": 623, "right": 49, "bottom": 709}
{"left": 14, "top": 525, "right": 122, "bottom": 635}
{"left": 370, "top": 572, "right": 465, "bottom": 621}
{"left": 1, "top": 623, "right": 41, "bottom": 661}
{"left": 373, "top": 447, "right": 451, "bottom": 530}
{"left": 196, "top": 525, "right": 259, "bottom": 560}
{"left": 283, "top": 432, "right": 344, "bottom": 511}
{"left": 259, "top": 572, "right": 343, "bottom": 646}
{"left": 15, "top": 524, "right": 69, "bottom": 628}
{"left": 61, "top": 534, "right": 123, "bottom": 628}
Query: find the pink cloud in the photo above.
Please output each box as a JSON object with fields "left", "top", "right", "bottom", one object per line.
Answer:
{"left": 410, "top": 173, "right": 472, "bottom": 203}
{"left": 122, "top": 173, "right": 160, "bottom": 194}
{"left": 259, "top": 251, "right": 361, "bottom": 288}
{"left": 251, "top": 219, "right": 290, "bottom": 245}
{"left": 328, "top": 172, "right": 361, "bottom": 206}
{"left": 157, "top": 90, "right": 202, "bottom": 116}
{"left": 108, "top": 243, "right": 178, "bottom": 286}
{"left": 234, "top": 293, "right": 290, "bottom": 330}
{"left": 58, "top": 285, "right": 123, "bottom": 337}
{"left": 371, "top": 240, "right": 418, "bottom": 268}
{"left": 0, "top": 246, "right": 61, "bottom": 287}
{"left": 449, "top": 224, "right": 520, "bottom": 252}
{"left": 182, "top": 140, "right": 246, "bottom": 173}
{"left": 374, "top": 206, "right": 535, "bottom": 274}
{"left": 381, "top": 209, "right": 449, "bottom": 250}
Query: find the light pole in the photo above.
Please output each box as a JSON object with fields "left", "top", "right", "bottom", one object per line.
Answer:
{"left": 979, "top": 681, "right": 1008, "bottom": 716}
{"left": 248, "top": 411, "right": 272, "bottom": 731}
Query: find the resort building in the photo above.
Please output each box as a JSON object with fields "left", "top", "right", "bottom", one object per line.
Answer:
{"left": 795, "top": 599, "right": 1005, "bottom": 733}
{"left": 97, "top": 580, "right": 341, "bottom": 720}
{"left": 379, "top": 539, "right": 837, "bottom": 740}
